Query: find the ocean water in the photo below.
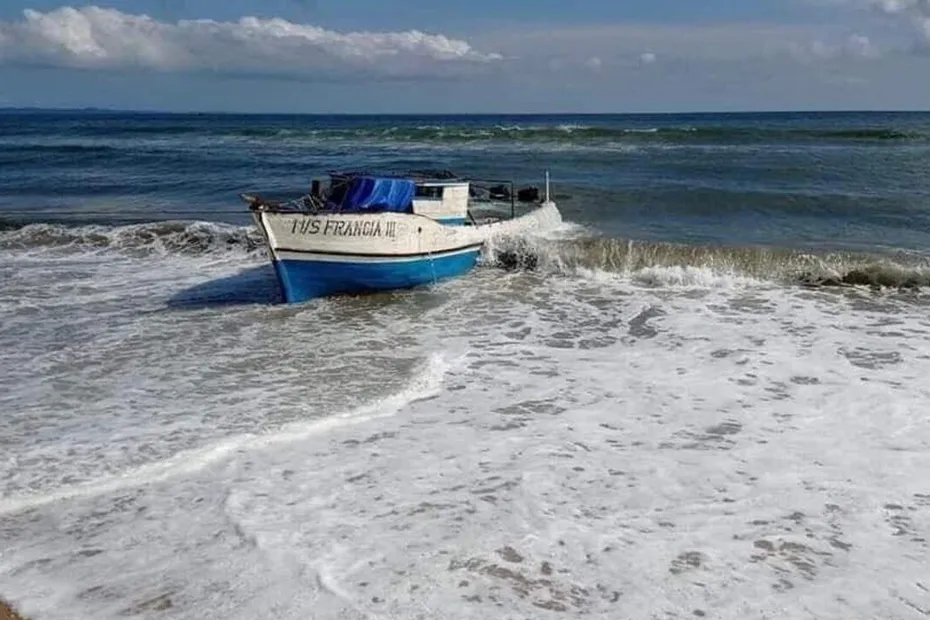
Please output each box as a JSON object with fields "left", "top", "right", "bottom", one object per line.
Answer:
{"left": 1, "top": 110, "right": 930, "bottom": 619}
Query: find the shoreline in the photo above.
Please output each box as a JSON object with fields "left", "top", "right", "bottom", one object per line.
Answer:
{"left": 1, "top": 599, "right": 26, "bottom": 620}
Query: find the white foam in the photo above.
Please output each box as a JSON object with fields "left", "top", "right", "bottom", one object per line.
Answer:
{"left": 0, "top": 352, "right": 452, "bottom": 516}
{"left": 628, "top": 264, "right": 764, "bottom": 288}
{"left": 483, "top": 230, "right": 767, "bottom": 289}
{"left": 165, "top": 282, "right": 929, "bottom": 620}
{"left": 0, "top": 220, "right": 262, "bottom": 259}
{"left": 3, "top": 234, "right": 930, "bottom": 620}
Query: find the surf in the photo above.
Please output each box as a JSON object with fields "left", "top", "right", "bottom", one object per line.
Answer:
{"left": 485, "top": 233, "right": 930, "bottom": 290}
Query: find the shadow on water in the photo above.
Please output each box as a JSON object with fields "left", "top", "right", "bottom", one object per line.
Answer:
{"left": 163, "top": 258, "right": 496, "bottom": 312}
{"left": 165, "top": 264, "right": 284, "bottom": 309}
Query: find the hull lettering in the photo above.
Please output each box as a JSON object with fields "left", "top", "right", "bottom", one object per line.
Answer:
{"left": 291, "top": 218, "right": 398, "bottom": 238}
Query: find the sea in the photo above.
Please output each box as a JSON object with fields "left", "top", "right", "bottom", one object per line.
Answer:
{"left": 1, "top": 110, "right": 929, "bottom": 620}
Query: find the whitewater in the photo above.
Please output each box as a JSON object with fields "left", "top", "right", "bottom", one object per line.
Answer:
{"left": 2, "top": 216, "right": 929, "bottom": 620}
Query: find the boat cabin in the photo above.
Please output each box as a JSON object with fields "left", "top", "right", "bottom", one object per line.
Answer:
{"left": 315, "top": 170, "right": 470, "bottom": 226}
{"left": 244, "top": 168, "right": 544, "bottom": 227}
{"left": 411, "top": 180, "right": 470, "bottom": 225}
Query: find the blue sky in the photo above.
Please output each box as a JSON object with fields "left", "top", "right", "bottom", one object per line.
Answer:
{"left": 0, "top": 0, "right": 928, "bottom": 113}
{"left": 0, "top": 0, "right": 831, "bottom": 29}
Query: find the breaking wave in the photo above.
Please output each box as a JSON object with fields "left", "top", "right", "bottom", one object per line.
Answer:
{"left": 4, "top": 217, "right": 930, "bottom": 290}
{"left": 1, "top": 125, "right": 924, "bottom": 150}
{"left": 0, "top": 219, "right": 264, "bottom": 256}
{"left": 486, "top": 234, "right": 930, "bottom": 290}
{"left": 329, "top": 125, "right": 922, "bottom": 144}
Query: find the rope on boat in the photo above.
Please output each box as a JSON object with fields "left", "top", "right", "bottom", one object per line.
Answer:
{"left": 427, "top": 249, "right": 438, "bottom": 284}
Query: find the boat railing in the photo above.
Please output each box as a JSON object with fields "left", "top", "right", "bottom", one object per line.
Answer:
{"left": 243, "top": 169, "right": 550, "bottom": 221}
{"left": 242, "top": 193, "right": 325, "bottom": 213}
{"left": 466, "top": 176, "right": 549, "bottom": 220}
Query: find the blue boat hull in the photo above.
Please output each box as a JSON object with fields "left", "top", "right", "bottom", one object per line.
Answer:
{"left": 272, "top": 246, "right": 482, "bottom": 302}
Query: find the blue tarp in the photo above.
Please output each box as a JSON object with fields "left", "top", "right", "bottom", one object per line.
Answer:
{"left": 334, "top": 176, "right": 416, "bottom": 213}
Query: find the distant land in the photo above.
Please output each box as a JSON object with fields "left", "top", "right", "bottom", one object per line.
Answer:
{"left": 0, "top": 106, "right": 928, "bottom": 117}
{"left": 0, "top": 106, "right": 181, "bottom": 114}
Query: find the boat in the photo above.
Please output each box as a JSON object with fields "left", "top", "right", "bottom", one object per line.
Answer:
{"left": 241, "top": 169, "right": 562, "bottom": 303}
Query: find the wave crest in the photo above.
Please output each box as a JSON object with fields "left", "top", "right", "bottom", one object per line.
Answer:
{"left": 1, "top": 124, "right": 921, "bottom": 150}
{"left": 486, "top": 234, "right": 930, "bottom": 289}
{"left": 0, "top": 219, "right": 264, "bottom": 256}
{"left": 5, "top": 217, "right": 929, "bottom": 290}
{"left": 252, "top": 125, "right": 922, "bottom": 144}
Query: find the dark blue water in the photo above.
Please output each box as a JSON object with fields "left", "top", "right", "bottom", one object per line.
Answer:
{"left": 3, "top": 109, "right": 930, "bottom": 260}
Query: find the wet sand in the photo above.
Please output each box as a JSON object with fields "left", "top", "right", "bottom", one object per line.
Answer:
{"left": 1, "top": 599, "right": 26, "bottom": 620}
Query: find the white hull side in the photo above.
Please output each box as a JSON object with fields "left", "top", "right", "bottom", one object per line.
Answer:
{"left": 254, "top": 201, "right": 562, "bottom": 258}
{"left": 470, "top": 201, "right": 563, "bottom": 242}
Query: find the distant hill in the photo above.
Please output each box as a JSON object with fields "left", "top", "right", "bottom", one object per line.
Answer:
{"left": 0, "top": 106, "right": 130, "bottom": 114}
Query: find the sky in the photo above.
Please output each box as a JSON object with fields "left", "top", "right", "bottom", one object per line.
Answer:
{"left": 0, "top": 0, "right": 928, "bottom": 113}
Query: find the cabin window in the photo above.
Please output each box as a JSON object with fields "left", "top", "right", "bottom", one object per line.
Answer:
{"left": 415, "top": 185, "right": 444, "bottom": 199}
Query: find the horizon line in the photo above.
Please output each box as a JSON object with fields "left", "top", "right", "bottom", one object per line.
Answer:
{"left": 1, "top": 106, "right": 929, "bottom": 116}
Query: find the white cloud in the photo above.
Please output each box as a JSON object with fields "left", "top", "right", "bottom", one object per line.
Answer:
{"left": 845, "top": 32, "right": 881, "bottom": 55}
{"left": 873, "top": 0, "right": 930, "bottom": 45}
{"left": 583, "top": 56, "right": 602, "bottom": 70}
{"left": 0, "top": 6, "right": 502, "bottom": 79}
{"left": 790, "top": 32, "right": 881, "bottom": 61}
{"left": 475, "top": 22, "right": 879, "bottom": 69}
{"left": 814, "top": 0, "right": 930, "bottom": 48}
{"left": 874, "top": 0, "right": 929, "bottom": 14}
